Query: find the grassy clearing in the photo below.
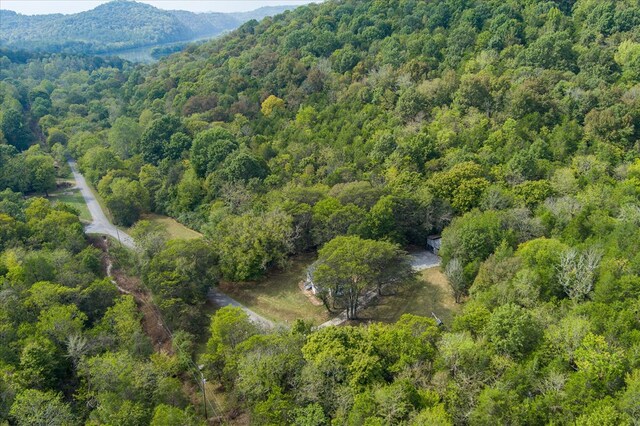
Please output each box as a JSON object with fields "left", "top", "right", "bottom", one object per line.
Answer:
{"left": 351, "top": 267, "right": 459, "bottom": 326}
{"left": 219, "top": 254, "right": 330, "bottom": 325}
{"left": 134, "top": 213, "right": 202, "bottom": 240}
{"left": 49, "top": 181, "right": 91, "bottom": 222}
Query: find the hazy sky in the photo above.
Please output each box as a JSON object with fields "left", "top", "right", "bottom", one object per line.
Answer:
{"left": 1, "top": 1, "right": 315, "bottom": 15}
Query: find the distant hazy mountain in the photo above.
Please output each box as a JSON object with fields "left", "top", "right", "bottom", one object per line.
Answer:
{"left": 0, "top": 1, "right": 295, "bottom": 56}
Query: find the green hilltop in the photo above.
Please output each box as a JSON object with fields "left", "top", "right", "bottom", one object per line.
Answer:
{"left": 1, "top": 0, "right": 640, "bottom": 424}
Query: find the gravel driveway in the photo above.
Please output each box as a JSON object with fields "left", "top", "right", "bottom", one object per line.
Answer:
{"left": 410, "top": 250, "right": 441, "bottom": 271}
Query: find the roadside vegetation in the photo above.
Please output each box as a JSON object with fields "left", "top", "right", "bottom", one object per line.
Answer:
{"left": 48, "top": 179, "right": 92, "bottom": 222}
{"left": 127, "top": 213, "right": 202, "bottom": 240}
{"left": 1, "top": 0, "right": 640, "bottom": 424}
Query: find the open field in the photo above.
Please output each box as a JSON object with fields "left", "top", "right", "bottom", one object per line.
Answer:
{"left": 218, "top": 254, "right": 330, "bottom": 325}
{"left": 49, "top": 180, "right": 92, "bottom": 222}
{"left": 133, "top": 213, "right": 203, "bottom": 240}
{"left": 215, "top": 258, "right": 456, "bottom": 327}
{"left": 349, "top": 267, "right": 459, "bottom": 326}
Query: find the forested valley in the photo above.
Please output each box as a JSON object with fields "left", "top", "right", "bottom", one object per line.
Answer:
{"left": 0, "top": 2, "right": 294, "bottom": 57}
{"left": 1, "top": 0, "right": 640, "bottom": 424}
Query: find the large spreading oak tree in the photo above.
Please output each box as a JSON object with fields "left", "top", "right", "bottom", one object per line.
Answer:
{"left": 313, "top": 235, "right": 413, "bottom": 319}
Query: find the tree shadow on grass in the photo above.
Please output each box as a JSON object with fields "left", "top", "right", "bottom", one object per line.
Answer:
{"left": 348, "top": 268, "right": 458, "bottom": 326}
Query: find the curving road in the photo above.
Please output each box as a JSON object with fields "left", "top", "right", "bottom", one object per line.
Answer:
{"left": 208, "top": 288, "right": 274, "bottom": 328}
{"left": 68, "top": 160, "right": 136, "bottom": 248}
{"left": 69, "top": 159, "right": 273, "bottom": 327}
{"left": 72, "top": 158, "right": 437, "bottom": 330}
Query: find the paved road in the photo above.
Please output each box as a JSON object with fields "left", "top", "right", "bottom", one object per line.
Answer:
{"left": 72, "top": 158, "right": 432, "bottom": 329}
{"left": 69, "top": 159, "right": 273, "bottom": 327}
{"left": 69, "top": 160, "right": 136, "bottom": 249}
{"left": 208, "top": 288, "right": 274, "bottom": 328}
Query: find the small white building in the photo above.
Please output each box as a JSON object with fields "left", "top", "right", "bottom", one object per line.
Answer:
{"left": 304, "top": 260, "right": 343, "bottom": 297}
{"left": 304, "top": 274, "right": 319, "bottom": 294}
{"left": 304, "top": 261, "right": 321, "bottom": 294}
{"left": 427, "top": 235, "right": 442, "bottom": 255}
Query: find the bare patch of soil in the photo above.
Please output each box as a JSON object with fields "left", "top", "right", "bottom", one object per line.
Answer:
{"left": 298, "top": 280, "right": 324, "bottom": 306}
{"left": 90, "top": 236, "right": 173, "bottom": 354}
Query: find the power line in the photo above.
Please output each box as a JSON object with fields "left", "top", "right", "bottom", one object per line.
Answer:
{"left": 152, "top": 305, "right": 225, "bottom": 423}
{"left": 105, "top": 236, "right": 225, "bottom": 422}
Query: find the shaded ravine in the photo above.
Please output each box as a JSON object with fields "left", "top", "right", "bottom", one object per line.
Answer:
{"left": 69, "top": 159, "right": 273, "bottom": 328}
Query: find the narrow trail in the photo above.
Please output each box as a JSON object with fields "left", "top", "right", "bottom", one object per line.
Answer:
{"left": 92, "top": 237, "right": 173, "bottom": 353}
{"left": 93, "top": 238, "right": 227, "bottom": 423}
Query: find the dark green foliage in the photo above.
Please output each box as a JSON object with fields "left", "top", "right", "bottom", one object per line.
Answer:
{"left": 104, "top": 178, "right": 149, "bottom": 226}
{"left": 146, "top": 239, "right": 218, "bottom": 332}
{"left": 440, "top": 210, "right": 504, "bottom": 268}
{"left": 0, "top": 195, "right": 199, "bottom": 425}
{"left": 485, "top": 303, "right": 543, "bottom": 359}
{"left": 190, "top": 127, "right": 237, "bottom": 177}
{"left": 211, "top": 209, "right": 294, "bottom": 281}
{"left": 2, "top": 0, "right": 640, "bottom": 423}
{"left": 314, "top": 235, "right": 413, "bottom": 319}
{"left": 139, "top": 116, "right": 185, "bottom": 165}
{"left": 220, "top": 150, "right": 269, "bottom": 183}
{"left": 0, "top": 108, "right": 31, "bottom": 151}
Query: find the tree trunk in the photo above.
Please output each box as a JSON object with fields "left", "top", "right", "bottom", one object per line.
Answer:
{"left": 346, "top": 288, "right": 358, "bottom": 320}
{"left": 319, "top": 295, "right": 333, "bottom": 313}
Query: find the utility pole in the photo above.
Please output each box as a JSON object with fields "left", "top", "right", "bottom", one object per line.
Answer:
{"left": 115, "top": 227, "right": 122, "bottom": 246}
{"left": 199, "top": 365, "right": 208, "bottom": 420}
{"left": 431, "top": 311, "right": 444, "bottom": 327}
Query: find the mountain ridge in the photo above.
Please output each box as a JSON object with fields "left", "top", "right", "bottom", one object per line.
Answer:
{"left": 0, "top": 1, "right": 297, "bottom": 56}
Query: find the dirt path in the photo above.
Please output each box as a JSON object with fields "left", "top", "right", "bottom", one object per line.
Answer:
{"left": 92, "top": 237, "right": 173, "bottom": 353}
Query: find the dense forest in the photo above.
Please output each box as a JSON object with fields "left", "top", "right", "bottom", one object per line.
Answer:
{"left": 2, "top": 0, "right": 640, "bottom": 424}
{"left": 0, "top": 1, "right": 294, "bottom": 56}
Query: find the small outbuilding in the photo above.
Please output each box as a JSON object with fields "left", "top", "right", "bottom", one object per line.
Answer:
{"left": 304, "top": 260, "right": 343, "bottom": 297}
{"left": 304, "top": 261, "right": 321, "bottom": 295}
{"left": 427, "top": 235, "right": 442, "bottom": 255}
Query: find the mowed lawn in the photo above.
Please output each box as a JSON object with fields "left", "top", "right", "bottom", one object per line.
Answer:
{"left": 49, "top": 181, "right": 91, "bottom": 222}
{"left": 351, "top": 267, "right": 459, "bottom": 326}
{"left": 134, "top": 213, "right": 202, "bottom": 240}
{"left": 218, "top": 254, "right": 330, "bottom": 325}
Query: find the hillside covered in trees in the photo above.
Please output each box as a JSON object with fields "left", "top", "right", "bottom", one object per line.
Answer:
{"left": 2, "top": 0, "right": 640, "bottom": 424}
{"left": 0, "top": 1, "right": 295, "bottom": 56}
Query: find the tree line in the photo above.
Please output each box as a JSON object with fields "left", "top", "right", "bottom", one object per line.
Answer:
{"left": 1, "top": 0, "right": 640, "bottom": 423}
